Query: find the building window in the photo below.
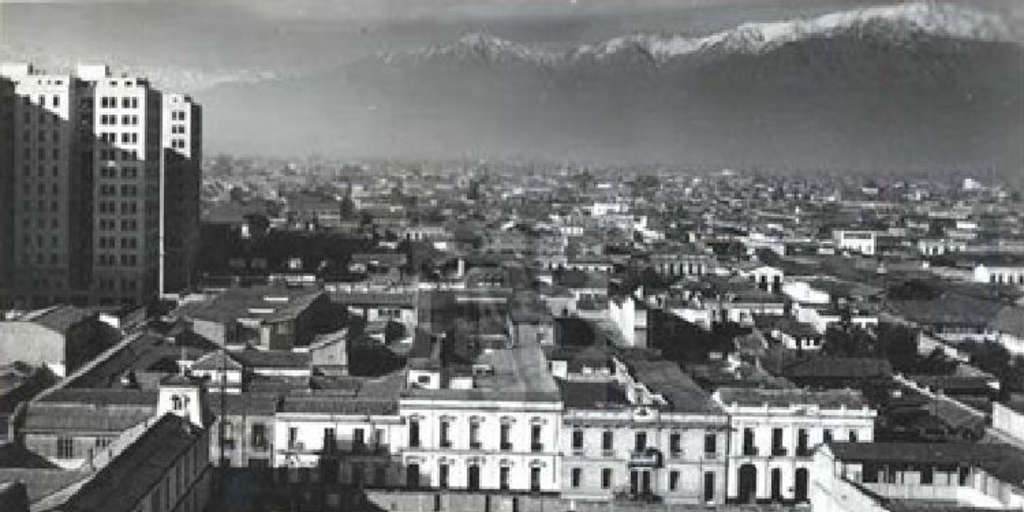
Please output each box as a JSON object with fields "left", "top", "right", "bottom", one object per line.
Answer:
{"left": 288, "top": 427, "right": 298, "bottom": 449}
{"left": 921, "top": 466, "right": 934, "bottom": 485}
{"left": 603, "top": 430, "right": 614, "bottom": 452}
{"left": 499, "top": 466, "right": 510, "bottom": 490}
{"left": 742, "top": 428, "right": 756, "bottom": 455}
{"left": 772, "top": 428, "right": 785, "bottom": 456}
{"left": 57, "top": 437, "right": 74, "bottom": 459}
{"left": 571, "top": 468, "right": 582, "bottom": 488}
{"left": 669, "top": 433, "right": 681, "bottom": 455}
{"left": 467, "top": 464, "right": 480, "bottom": 491}
{"left": 601, "top": 468, "right": 612, "bottom": 489}
{"left": 704, "top": 433, "right": 717, "bottom": 455}
{"left": 531, "top": 425, "right": 542, "bottom": 452}
{"left": 823, "top": 429, "right": 833, "bottom": 444}
{"left": 634, "top": 432, "right": 647, "bottom": 452}
{"left": 438, "top": 463, "right": 449, "bottom": 489}
{"left": 469, "top": 419, "right": 481, "bottom": 449}
{"left": 409, "top": 419, "right": 420, "bottom": 448}
{"left": 407, "top": 464, "right": 420, "bottom": 488}
{"left": 572, "top": 429, "right": 584, "bottom": 451}
{"left": 530, "top": 467, "right": 541, "bottom": 492}
{"left": 849, "top": 430, "right": 858, "bottom": 443}
{"left": 703, "top": 472, "right": 716, "bottom": 502}
{"left": 669, "top": 471, "right": 680, "bottom": 491}
{"left": 250, "top": 423, "right": 267, "bottom": 449}
{"left": 500, "top": 423, "right": 512, "bottom": 451}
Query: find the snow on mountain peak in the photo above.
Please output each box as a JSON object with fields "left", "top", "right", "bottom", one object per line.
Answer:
{"left": 591, "top": 2, "right": 1013, "bottom": 61}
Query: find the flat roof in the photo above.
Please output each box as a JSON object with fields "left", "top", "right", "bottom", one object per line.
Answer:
{"left": 403, "top": 345, "right": 561, "bottom": 403}
{"left": 715, "top": 387, "right": 868, "bottom": 409}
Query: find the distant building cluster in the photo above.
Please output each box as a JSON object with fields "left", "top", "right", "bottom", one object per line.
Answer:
{"left": 2, "top": 86, "right": 1024, "bottom": 512}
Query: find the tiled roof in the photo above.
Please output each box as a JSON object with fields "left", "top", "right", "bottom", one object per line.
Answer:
{"left": 558, "top": 381, "right": 629, "bottom": 409}
{"left": 20, "top": 306, "right": 94, "bottom": 334}
{"left": 232, "top": 349, "right": 310, "bottom": 369}
{"left": 279, "top": 394, "right": 397, "bottom": 416}
{"left": 715, "top": 387, "right": 868, "bottom": 409}
{"left": 21, "top": 402, "right": 153, "bottom": 434}
{"left": 55, "top": 414, "right": 206, "bottom": 511}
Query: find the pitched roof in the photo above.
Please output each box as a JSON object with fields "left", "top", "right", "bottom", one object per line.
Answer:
{"left": 19, "top": 306, "right": 94, "bottom": 335}
{"left": 54, "top": 414, "right": 206, "bottom": 511}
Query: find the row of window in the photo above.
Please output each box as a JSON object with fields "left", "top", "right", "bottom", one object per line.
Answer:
{"left": 21, "top": 129, "right": 61, "bottom": 142}
{"left": 21, "top": 217, "right": 60, "bottom": 230}
{"left": 96, "top": 253, "right": 139, "bottom": 267}
{"left": 97, "top": 218, "right": 139, "bottom": 231}
{"left": 571, "top": 428, "right": 718, "bottom": 455}
{"left": 741, "top": 426, "right": 859, "bottom": 456}
{"left": 97, "top": 236, "right": 139, "bottom": 249}
{"left": 426, "top": 419, "right": 545, "bottom": 452}
{"left": 22, "top": 182, "right": 60, "bottom": 195}
{"left": 99, "top": 96, "right": 140, "bottom": 109}
{"left": 99, "top": 131, "right": 140, "bottom": 145}
{"left": 99, "top": 114, "right": 139, "bottom": 126}
{"left": 22, "top": 147, "right": 60, "bottom": 160}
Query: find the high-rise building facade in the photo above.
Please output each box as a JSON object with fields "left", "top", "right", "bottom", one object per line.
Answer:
{"left": 0, "top": 64, "right": 92, "bottom": 307}
{"left": 0, "top": 63, "right": 201, "bottom": 307}
{"left": 89, "top": 70, "right": 164, "bottom": 305}
{"left": 161, "top": 94, "right": 202, "bottom": 296}
{"left": 0, "top": 76, "right": 15, "bottom": 303}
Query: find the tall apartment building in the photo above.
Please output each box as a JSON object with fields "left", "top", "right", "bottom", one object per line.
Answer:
{"left": 0, "top": 77, "right": 14, "bottom": 302}
{"left": 0, "top": 63, "right": 92, "bottom": 307}
{"left": 0, "top": 63, "right": 201, "bottom": 307}
{"left": 161, "top": 94, "right": 202, "bottom": 295}
{"left": 89, "top": 69, "right": 164, "bottom": 305}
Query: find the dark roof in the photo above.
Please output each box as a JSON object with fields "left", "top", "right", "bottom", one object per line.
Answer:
{"left": 828, "top": 441, "right": 1024, "bottom": 485}
{"left": 21, "top": 401, "right": 154, "bottom": 434}
{"left": 57, "top": 414, "right": 206, "bottom": 511}
{"left": 330, "top": 291, "right": 415, "bottom": 307}
{"left": 558, "top": 380, "right": 629, "bottom": 409}
{"left": 621, "top": 357, "right": 721, "bottom": 414}
{"left": 39, "top": 389, "right": 158, "bottom": 407}
{"left": 177, "top": 286, "right": 325, "bottom": 324}
{"left": 22, "top": 306, "right": 94, "bottom": 334}
{"left": 232, "top": 349, "right": 310, "bottom": 369}
{"left": 782, "top": 357, "right": 892, "bottom": 380}
{"left": 0, "top": 468, "right": 88, "bottom": 504}
{"left": 208, "top": 392, "right": 281, "bottom": 416}
{"left": 279, "top": 394, "right": 397, "bottom": 416}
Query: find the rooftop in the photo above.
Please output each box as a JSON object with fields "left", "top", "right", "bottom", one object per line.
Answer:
{"left": 715, "top": 387, "right": 868, "bottom": 409}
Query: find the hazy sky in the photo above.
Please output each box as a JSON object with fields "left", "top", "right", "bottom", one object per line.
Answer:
{"left": 7, "top": 0, "right": 1009, "bottom": 88}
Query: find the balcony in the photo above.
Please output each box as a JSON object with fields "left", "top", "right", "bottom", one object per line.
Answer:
{"left": 531, "top": 443, "right": 544, "bottom": 453}
{"left": 796, "top": 447, "right": 813, "bottom": 457}
{"left": 772, "top": 447, "right": 788, "bottom": 457}
{"left": 469, "top": 441, "right": 482, "bottom": 450}
{"left": 439, "top": 440, "right": 452, "bottom": 449}
{"left": 500, "top": 443, "right": 513, "bottom": 452}
{"left": 742, "top": 445, "right": 758, "bottom": 456}
{"left": 628, "top": 448, "right": 663, "bottom": 468}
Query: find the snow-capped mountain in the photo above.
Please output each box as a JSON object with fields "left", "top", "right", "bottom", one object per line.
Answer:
{"left": 196, "top": 2, "right": 1023, "bottom": 176}
{"left": 383, "top": 2, "right": 1015, "bottom": 68}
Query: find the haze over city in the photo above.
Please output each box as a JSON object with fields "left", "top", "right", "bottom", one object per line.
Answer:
{"left": 2, "top": 0, "right": 1022, "bottom": 175}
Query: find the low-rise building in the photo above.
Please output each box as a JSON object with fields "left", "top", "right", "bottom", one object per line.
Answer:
{"left": 811, "top": 442, "right": 1024, "bottom": 512}
{"left": 714, "top": 387, "right": 877, "bottom": 504}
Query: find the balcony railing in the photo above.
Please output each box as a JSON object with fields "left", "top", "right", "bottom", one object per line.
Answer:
{"left": 772, "top": 447, "right": 788, "bottom": 457}
{"left": 742, "top": 445, "right": 758, "bottom": 456}
{"left": 629, "top": 449, "right": 663, "bottom": 468}
{"left": 531, "top": 443, "right": 544, "bottom": 453}
{"left": 500, "top": 443, "right": 513, "bottom": 452}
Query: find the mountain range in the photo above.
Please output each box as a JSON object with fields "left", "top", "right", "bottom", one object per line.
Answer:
{"left": 195, "top": 2, "right": 1023, "bottom": 174}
